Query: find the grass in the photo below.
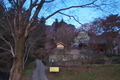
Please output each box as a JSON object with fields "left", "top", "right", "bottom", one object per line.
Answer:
{"left": 79, "top": 73, "right": 98, "bottom": 78}
{"left": 108, "top": 56, "right": 120, "bottom": 60}
{"left": 23, "top": 61, "right": 36, "bottom": 77}
{"left": 46, "top": 64, "right": 120, "bottom": 80}
{"left": 24, "top": 70, "right": 31, "bottom": 77}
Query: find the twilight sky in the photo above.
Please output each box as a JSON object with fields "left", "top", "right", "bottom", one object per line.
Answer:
{"left": 44, "top": 0, "right": 120, "bottom": 28}
{"left": 4, "top": 0, "right": 120, "bottom": 28}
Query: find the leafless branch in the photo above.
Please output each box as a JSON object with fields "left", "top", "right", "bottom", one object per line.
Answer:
{"left": 30, "top": 25, "right": 37, "bottom": 31}
{"left": 30, "top": 0, "right": 45, "bottom": 22}
{"left": 24, "top": 39, "right": 35, "bottom": 64}
{"left": 24, "top": 0, "right": 38, "bottom": 24}
{"left": 45, "top": 0, "right": 55, "bottom": 3}
{"left": 6, "top": 16, "right": 17, "bottom": 56}
{"left": 0, "top": 20, "right": 7, "bottom": 30}
{"left": 25, "top": 0, "right": 45, "bottom": 37}
{"left": 59, "top": 12, "right": 83, "bottom": 25}
{"left": 0, "top": 59, "right": 10, "bottom": 65}
{"left": 93, "top": 4, "right": 105, "bottom": 11}
{"left": 45, "top": 0, "right": 97, "bottom": 20}
{"left": 0, "top": 35, "right": 15, "bottom": 57}
{"left": 24, "top": 34, "right": 42, "bottom": 63}
{"left": 12, "top": 0, "right": 17, "bottom": 6}
{"left": 24, "top": 23, "right": 45, "bottom": 63}
{"left": 0, "top": 47, "right": 11, "bottom": 52}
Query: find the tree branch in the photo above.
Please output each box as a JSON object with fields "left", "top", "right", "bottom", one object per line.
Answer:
{"left": 25, "top": 0, "right": 45, "bottom": 37}
{"left": 45, "top": 0, "right": 55, "bottom": 3}
{"left": 0, "top": 47, "right": 11, "bottom": 52}
{"left": 24, "top": 25, "right": 37, "bottom": 37}
{"left": 58, "top": 12, "right": 83, "bottom": 25}
{"left": 0, "top": 19, "right": 7, "bottom": 30}
{"left": 0, "top": 35, "right": 15, "bottom": 57}
{"left": 24, "top": 0, "right": 38, "bottom": 25}
{"left": 6, "top": 15, "right": 17, "bottom": 57}
{"left": 30, "top": 0, "right": 45, "bottom": 21}
{"left": 45, "top": 0, "right": 97, "bottom": 20}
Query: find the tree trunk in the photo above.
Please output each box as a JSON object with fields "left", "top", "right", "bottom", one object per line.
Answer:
{"left": 9, "top": 58, "right": 24, "bottom": 80}
{"left": 9, "top": 36, "right": 26, "bottom": 80}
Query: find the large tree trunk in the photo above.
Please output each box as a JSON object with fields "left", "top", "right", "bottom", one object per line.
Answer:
{"left": 9, "top": 58, "right": 24, "bottom": 80}
{"left": 9, "top": 36, "right": 26, "bottom": 80}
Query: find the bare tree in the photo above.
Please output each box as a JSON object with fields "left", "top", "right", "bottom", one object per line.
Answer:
{"left": 86, "top": 14, "right": 120, "bottom": 54}
{"left": 0, "top": 0, "right": 120, "bottom": 80}
{"left": 55, "top": 21, "right": 75, "bottom": 46}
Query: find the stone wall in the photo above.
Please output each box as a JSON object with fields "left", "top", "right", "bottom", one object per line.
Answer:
{"left": 49, "top": 54, "right": 103, "bottom": 62}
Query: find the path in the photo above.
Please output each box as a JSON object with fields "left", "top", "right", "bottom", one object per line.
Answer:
{"left": 32, "top": 59, "right": 49, "bottom": 80}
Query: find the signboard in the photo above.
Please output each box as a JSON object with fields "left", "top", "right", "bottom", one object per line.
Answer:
{"left": 49, "top": 67, "right": 59, "bottom": 72}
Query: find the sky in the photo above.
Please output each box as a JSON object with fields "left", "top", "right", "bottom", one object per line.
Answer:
{"left": 39, "top": 0, "right": 120, "bottom": 28}
{"left": 46, "top": 8, "right": 103, "bottom": 27}
{"left": 3, "top": 0, "right": 120, "bottom": 28}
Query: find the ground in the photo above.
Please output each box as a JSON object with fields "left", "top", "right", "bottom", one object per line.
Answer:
{"left": 22, "top": 59, "right": 49, "bottom": 80}
{"left": 22, "top": 56, "right": 120, "bottom": 80}
{"left": 46, "top": 64, "right": 120, "bottom": 80}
